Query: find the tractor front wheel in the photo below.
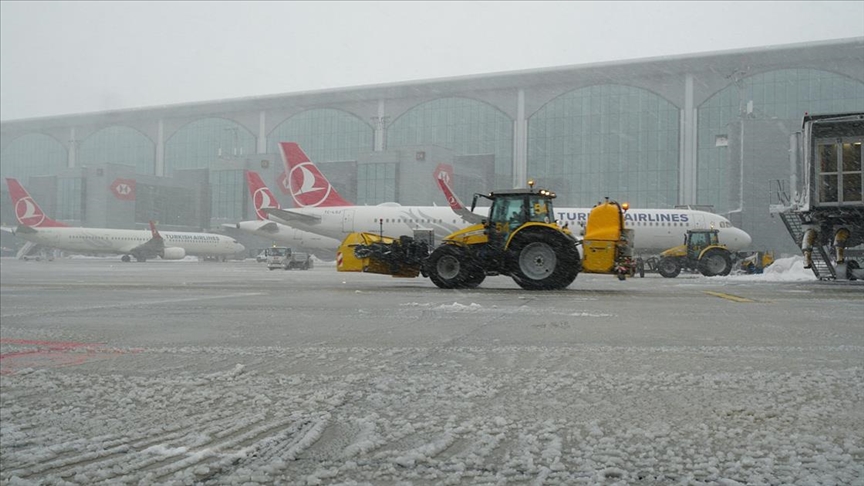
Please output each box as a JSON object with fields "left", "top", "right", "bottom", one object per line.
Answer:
{"left": 657, "top": 257, "right": 681, "bottom": 278}
{"left": 426, "top": 245, "right": 477, "bottom": 289}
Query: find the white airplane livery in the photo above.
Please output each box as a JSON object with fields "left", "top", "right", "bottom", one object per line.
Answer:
{"left": 263, "top": 142, "right": 752, "bottom": 253}
{"left": 227, "top": 170, "right": 341, "bottom": 254}
{"left": 6, "top": 178, "right": 245, "bottom": 262}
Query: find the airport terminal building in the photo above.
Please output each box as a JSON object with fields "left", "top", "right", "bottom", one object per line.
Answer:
{"left": 1, "top": 37, "right": 862, "bottom": 254}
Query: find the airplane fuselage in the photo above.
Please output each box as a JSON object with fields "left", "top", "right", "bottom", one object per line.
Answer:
{"left": 16, "top": 227, "right": 244, "bottom": 258}
{"left": 268, "top": 205, "right": 752, "bottom": 253}
{"left": 233, "top": 221, "right": 341, "bottom": 255}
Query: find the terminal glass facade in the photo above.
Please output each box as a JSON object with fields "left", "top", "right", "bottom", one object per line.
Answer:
{"left": 164, "top": 118, "right": 256, "bottom": 175}
{"left": 387, "top": 98, "right": 513, "bottom": 189}
{"left": 357, "top": 163, "right": 398, "bottom": 204}
{"left": 268, "top": 109, "right": 373, "bottom": 164}
{"left": 135, "top": 184, "right": 199, "bottom": 227}
{"left": 527, "top": 85, "right": 679, "bottom": 208}
{"left": 55, "top": 178, "right": 83, "bottom": 221}
{"left": 78, "top": 126, "right": 155, "bottom": 175}
{"left": 0, "top": 134, "right": 67, "bottom": 182}
{"left": 210, "top": 169, "right": 246, "bottom": 221}
{"left": 697, "top": 69, "right": 864, "bottom": 213}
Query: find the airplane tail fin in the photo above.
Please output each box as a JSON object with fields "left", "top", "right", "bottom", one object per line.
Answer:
{"left": 148, "top": 220, "right": 163, "bottom": 240}
{"left": 434, "top": 166, "right": 485, "bottom": 224}
{"left": 245, "top": 170, "right": 282, "bottom": 221}
{"left": 5, "top": 178, "right": 69, "bottom": 227}
{"left": 278, "top": 142, "right": 353, "bottom": 207}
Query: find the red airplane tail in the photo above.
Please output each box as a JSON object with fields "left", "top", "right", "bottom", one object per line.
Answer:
{"left": 148, "top": 220, "right": 163, "bottom": 240}
{"left": 278, "top": 142, "right": 353, "bottom": 207}
{"left": 5, "top": 178, "right": 69, "bottom": 227}
{"left": 245, "top": 170, "right": 282, "bottom": 221}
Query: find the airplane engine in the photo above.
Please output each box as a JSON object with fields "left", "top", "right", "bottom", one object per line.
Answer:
{"left": 161, "top": 247, "right": 186, "bottom": 260}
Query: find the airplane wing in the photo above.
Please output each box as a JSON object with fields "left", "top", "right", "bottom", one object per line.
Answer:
{"left": 14, "top": 224, "right": 37, "bottom": 235}
{"left": 223, "top": 221, "right": 281, "bottom": 234}
{"left": 126, "top": 221, "right": 165, "bottom": 257}
{"left": 262, "top": 208, "right": 322, "bottom": 224}
{"left": 436, "top": 176, "right": 485, "bottom": 225}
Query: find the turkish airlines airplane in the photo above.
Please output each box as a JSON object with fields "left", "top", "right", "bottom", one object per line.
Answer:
{"left": 227, "top": 170, "right": 341, "bottom": 254}
{"left": 262, "top": 142, "right": 752, "bottom": 253}
{"left": 5, "top": 178, "right": 245, "bottom": 262}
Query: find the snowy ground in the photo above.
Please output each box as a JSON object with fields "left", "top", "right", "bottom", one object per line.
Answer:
{"left": 0, "top": 257, "right": 862, "bottom": 485}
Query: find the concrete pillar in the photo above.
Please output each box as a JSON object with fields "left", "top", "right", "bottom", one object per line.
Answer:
{"left": 679, "top": 74, "right": 698, "bottom": 205}
{"left": 513, "top": 89, "right": 527, "bottom": 188}
{"left": 373, "top": 100, "right": 386, "bottom": 152}
{"left": 156, "top": 119, "right": 164, "bottom": 176}
{"left": 68, "top": 127, "right": 77, "bottom": 168}
{"left": 258, "top": 111, "right": 267, "bottom": 154}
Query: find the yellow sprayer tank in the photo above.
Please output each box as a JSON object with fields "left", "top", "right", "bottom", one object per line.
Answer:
{"left": 581, "top": 199, "right": 633, "bottom": 274}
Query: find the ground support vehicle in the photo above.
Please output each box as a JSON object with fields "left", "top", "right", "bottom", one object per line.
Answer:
{"left": 771, "top": 113, "right": 863, "bottom": 281}
{"left": 264, "top": 246, "right": 312, "bottom": 270}
{"left": 656, "top": 229, "right": 733, "bottom": 278}
{"left": 737, "top": 250, "right": 775, "bottom": 274}
{"left": 336, "top": 182, "right": 636, "bottom": 290}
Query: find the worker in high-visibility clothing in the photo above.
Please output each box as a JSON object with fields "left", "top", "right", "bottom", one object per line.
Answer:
{"left": 834, "top": 227, "right": 850, "bottom": 264}
{"left": 802, "top": 225, "right": 818, "bottom": 269}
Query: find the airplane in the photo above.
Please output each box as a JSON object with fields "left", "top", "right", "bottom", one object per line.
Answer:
{"left": 263, "top": 142, "right": 752, "bottom": 253}
{"left": 5, "top": 178, "right": 245, "bottom": 262}
{"left": 226, "top": 170, "right": 342, "bottom": 255}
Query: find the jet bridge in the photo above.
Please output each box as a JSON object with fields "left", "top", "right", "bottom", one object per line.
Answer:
{"left": 771, "top": 113, "right": 864, "bottom": 280}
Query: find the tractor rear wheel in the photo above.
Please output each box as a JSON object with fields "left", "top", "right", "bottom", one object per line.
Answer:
{"left": 698, "top": 248, "right": 732, "bottom": 277}
{"left": 509, "top": 231, "right": 579, "bottom": 290}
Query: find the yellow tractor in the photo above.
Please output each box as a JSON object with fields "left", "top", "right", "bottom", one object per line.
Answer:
{"left": 337, "top": 183, "right": 636, "bottom": 290}
{"left": 656, "top": 229, "right": 733, "bottom": 278}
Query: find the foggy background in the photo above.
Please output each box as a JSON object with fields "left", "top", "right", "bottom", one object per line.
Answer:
{"left": 2, "top": 1, "right": 863, "bottom": 121}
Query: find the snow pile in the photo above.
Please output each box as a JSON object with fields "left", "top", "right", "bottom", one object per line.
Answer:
{"left": 747, "top": 255, "right": 816, "bottom": 282}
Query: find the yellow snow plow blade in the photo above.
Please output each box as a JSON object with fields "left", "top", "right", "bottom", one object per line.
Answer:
{"left": 336, "top": 232, "right": 422, "bottom": 278}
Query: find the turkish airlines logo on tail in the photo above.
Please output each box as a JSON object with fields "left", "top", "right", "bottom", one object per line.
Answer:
{"left": 15, "top": 197, "right": 46, "bottom": 227}
{"left": 245, "top": 171, "right": 281, "bottom": 221}
{"left": 110, "top": 178, "right": 136, "bottom": 201}
{"left": 279, "top": 142, "right": 353, "bottom": 207}
{"left": 288, "top": 162, "right": 333, "bottom": 207}
{"left": 252, "top": 187, "right": 279, "bottom": 220}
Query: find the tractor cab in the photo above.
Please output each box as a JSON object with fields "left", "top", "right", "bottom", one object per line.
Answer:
{"left": 685, "top": 229, "right": 720, "bottom": 261}
{"left": 471, "top": 181, "right": 557, "bottom": 248}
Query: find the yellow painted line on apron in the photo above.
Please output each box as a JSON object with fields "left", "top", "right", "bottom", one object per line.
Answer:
{"left": 703, "top": 291, "right": 755, "bottom": 303}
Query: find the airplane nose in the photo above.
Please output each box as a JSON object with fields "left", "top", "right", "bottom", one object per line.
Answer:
{"left": 235, "top": 243, "right": 246, "bottom": 252}
{"left": 725, "top": 228, "right": 751, "bottom": 250}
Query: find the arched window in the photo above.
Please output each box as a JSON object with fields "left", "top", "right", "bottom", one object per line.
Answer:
{"left": 78, "top": 126, "right": 155, "bottom": 175}
{"left": 268, "top": 108, "right": 373, "bottom": 163}
{"left": 698, "top": 69, "right": 864, "bottom": 213}
{"left": 165, "top": 118, "right": 255, "bottom": 174}
{"left": 0, "top": 133, "right": 67, "bottom": 181}
{"left": 388, "top": 97, "right": 513, "bottom": 190}
{"left": 528, "top": 84, "right": 679, "bottom": 208}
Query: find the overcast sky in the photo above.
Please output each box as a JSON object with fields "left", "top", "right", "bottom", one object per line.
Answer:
{"left": 1, "top": 1, "right": 862, "bottom": 121}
